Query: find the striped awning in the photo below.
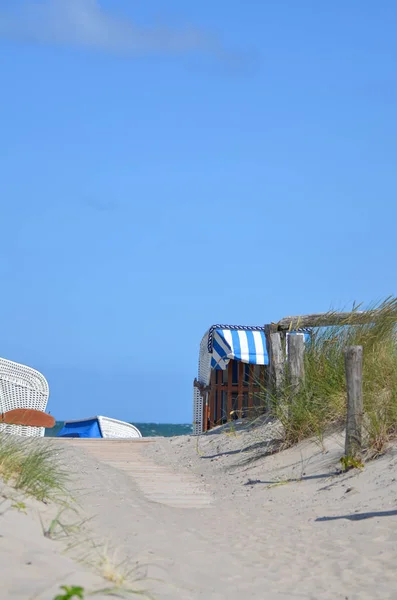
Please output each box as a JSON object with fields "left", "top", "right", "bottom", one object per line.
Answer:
{"left": 209, "top": 326, "right": 268, "bottom": 370}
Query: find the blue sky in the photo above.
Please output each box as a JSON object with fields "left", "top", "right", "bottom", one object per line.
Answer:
{"left": 0, "top": 0, "right": 396, "bottom": 423}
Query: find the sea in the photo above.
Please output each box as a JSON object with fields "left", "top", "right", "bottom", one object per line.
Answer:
{"left": 45, "top": 422, "right": 192, "bottom": 438}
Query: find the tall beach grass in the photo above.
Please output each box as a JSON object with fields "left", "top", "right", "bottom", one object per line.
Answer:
{"left": 0, "top": 434, "right": 68, "bottom": 502}
{"left": 265, "top": 297, "right": 397, "bottom": 456}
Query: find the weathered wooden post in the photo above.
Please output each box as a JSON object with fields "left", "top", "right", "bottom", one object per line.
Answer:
{"left": 269, "top": 333, "right": 285, "bottom": 392}
{"left": 264, "top": 325, "right": 285, "bottom": 409}
{"left": 344, "top": 346, "right": 363, "bottom": 458}
{"left": 287, "top": 333, "right": 305, "bottom": 394}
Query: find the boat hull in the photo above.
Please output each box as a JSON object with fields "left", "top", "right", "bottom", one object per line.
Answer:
{"left": 57, "top": 416, "right": 142, "bottom": 439}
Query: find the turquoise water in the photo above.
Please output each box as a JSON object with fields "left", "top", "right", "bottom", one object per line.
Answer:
{"left": 45, "top": 421, "right": 192, "bottom": 438}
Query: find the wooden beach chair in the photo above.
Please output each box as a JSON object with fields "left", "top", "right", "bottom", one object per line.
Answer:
{"left": 0, "top": 357, "right": 52, "bottom": 437}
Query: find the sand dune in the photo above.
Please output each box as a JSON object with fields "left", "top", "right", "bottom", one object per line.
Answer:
{"left": 2, "top": 426, "right": 397, "bottom": 599}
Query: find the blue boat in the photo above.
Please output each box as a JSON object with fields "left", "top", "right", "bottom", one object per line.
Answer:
{"left": 57, "top": 416, "right": 142, "bottom": 439}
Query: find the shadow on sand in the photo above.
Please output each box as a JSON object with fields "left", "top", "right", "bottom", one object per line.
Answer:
{"left": 244, "top": 471, "right": 340, "bottom": 486}
{"left": 200, "top": 439, "right": 279, "bottom": 460}
{"left": 316, "top": 509, "right": 397, "bottom": 522}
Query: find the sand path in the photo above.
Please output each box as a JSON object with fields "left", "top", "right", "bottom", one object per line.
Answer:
{"left": 57, "top": 439, "right": 212, "bottom": 509}
{"left": 54, "top": 433, "right": 397, "bottom": 600}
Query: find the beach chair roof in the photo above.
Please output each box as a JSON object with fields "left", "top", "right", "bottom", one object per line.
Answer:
{"left": 207, "top": 325, "right": 269, "bottom": 370}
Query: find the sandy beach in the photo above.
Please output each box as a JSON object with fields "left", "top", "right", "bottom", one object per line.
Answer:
{"left": 2, "top": 423, "right": 397, "bottom": 599}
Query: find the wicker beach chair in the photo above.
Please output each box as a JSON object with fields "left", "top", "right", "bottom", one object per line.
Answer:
{"left": 97, "top": 416, "right": 142, "bottom": 438}
{"left": 0, "top": 357, "right": 50, "bottom": 437}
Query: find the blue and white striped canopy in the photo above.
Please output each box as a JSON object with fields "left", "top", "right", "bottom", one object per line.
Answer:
{"left": 209, "top": 326, "right": 269, "bottom": 370}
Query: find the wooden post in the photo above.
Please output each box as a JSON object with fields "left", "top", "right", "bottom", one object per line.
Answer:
{"left": 287, "top": 334, "right": 305, "bottom": 394}
{"left": 344, "top": 346, "right": 363, "bottom": 458}
{"left": 265, "top": 325, "right": 285, "bottom": 410}
{"left": 270, "top": 333, "right": 285, "bottom": 392}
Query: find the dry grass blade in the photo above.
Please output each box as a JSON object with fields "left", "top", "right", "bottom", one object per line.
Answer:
{"left": 0, "top": 435, "right": 69, "bottom": 503}
{"left": 263, "top": 297, "right": 397, "bottom": 457}
{"left": 72, "top": 539, "right": 154, "bottom": 598}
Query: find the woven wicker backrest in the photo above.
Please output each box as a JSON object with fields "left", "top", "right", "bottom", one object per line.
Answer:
{"left": 98, "top": 416, "right": 142, "bottom": 439}
{"left": 0, "top": 357, "right": 49, "bottom": 437}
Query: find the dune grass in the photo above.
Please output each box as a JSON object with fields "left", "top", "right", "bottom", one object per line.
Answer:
{"left": 0, "top": 435, "right": 152, "bottom": 599}
{"left": 265, "top": 297, "right": 397, "bottom": 456}
{"left": 0, "top": 434, "right": 68, "bottom": 503}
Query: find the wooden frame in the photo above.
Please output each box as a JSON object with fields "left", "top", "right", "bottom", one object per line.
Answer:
{"left": 203, "top": 360, "right": 267, "bottom": 431}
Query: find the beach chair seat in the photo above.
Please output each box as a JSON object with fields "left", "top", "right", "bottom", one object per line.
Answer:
{"left": 0, "top": 357, "right": 50, "bottom": 437}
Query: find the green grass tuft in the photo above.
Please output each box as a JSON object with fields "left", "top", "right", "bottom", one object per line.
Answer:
{"left": 265, "top": 297, "right": 397, "bottom": 456}
{"left": 54, "top": 585, "right": 85, "bottom": 600}
{"left": 0, "top": 435, "right": 68, "bottom": 502}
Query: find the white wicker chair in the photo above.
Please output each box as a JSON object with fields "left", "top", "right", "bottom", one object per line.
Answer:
{"left": 0, "top": 357, "right": 50, "bottom": 437}
{"left": 98, "top": 416, "right": 142, "bottom": 439}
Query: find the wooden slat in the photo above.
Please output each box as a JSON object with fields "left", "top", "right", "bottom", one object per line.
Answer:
{"left": 208, "top": 370, "right": 216, "bottom": 429}
{"left": 275, "top": 309, "right": 394, "bottom": 332}
{"left": 227, "top": 361, "right": 233, "bottom": 420}
{"left": 237, "top": 361, "right": 243, "bottom": 416}
{"left": 216, "top": 370, "right": 221, "bottom": 425}
{"left": 248, "top": 364, "right": 254, "bottom": 409}
{"left": 0, "top": 409, "right": 55, "bottom": 428}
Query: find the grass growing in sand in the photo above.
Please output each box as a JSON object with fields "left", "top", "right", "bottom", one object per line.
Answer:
{"left": 54, "top": 585, "right": 85, "bottom": 600}
{"left": 69, "top": 539, "right": 153, "bottom": 598}
{"left": 0, "top": 435, "right": 153, "bottom": 599}
{"left": 0, "top": 434, "right": 68, "bottom": 503}
{"left": 266, "top": 297, "right": 397, "bottom": 456}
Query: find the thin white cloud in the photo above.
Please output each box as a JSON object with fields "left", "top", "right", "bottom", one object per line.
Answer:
{"left": 0, "top": 0, "right": 218, "bottom": 55}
